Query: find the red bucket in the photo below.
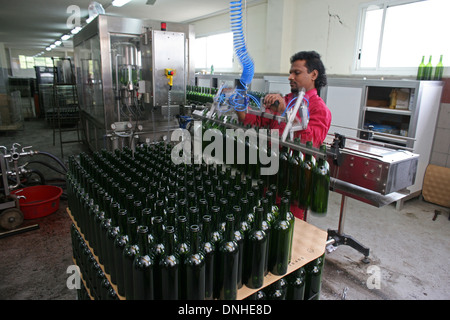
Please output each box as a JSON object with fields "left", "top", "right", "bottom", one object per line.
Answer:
{"left": 12, "top": 185, "right": 63, "bottom": 220}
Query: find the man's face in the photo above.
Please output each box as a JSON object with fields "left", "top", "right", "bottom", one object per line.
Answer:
{"left": 288, "top": 59, "right": 317, "bottom": 93}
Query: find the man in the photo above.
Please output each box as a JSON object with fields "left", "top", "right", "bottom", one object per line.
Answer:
{"left": 236, "top": 50, "right": 331, "bottom": 148}
{"left": 236, "top": 51, "right": 332, "bottom": 219}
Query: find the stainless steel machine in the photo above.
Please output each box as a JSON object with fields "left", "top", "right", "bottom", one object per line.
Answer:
{"left": 73, "top": 15, "right": 195, "bottom": 152}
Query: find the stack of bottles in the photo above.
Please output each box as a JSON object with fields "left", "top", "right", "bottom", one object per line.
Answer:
{"left": 200, "top": 113, "right": 331, "bottom": 216}
{"left": 186, "top": 86, "right": 216, "bottom": 104}
{"left": 246, "top": 254, "right": 325, "bottom": 301}
{"left": 67, "top": 142, "right": 324, "bottom": 300}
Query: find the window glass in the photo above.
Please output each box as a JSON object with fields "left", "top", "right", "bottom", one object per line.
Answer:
{"left": 195, "top": 32, "right": 233, "bottom": 71}
{"left": 357, "top": 0, "right": 450, "bottom": 73}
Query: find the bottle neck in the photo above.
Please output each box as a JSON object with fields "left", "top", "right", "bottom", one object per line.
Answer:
{"left": 202, "top": 216, "right": 212, "bottom": 242}
{"left": 225, "top": 214, "right": 235, "bottom": 241}
{"left": 165, "top": 227, "right": 176, "bottom": 255}
{"left": 127, "top": 217, "right": 138, "bottom": 243}
{"left": 137, "top": 226, "right": 149, "bottom": 254}
{"left": 190, "top": 225, "right": 200, "bottom": 254}
{"left": 254, "top": 207, "right": 264, "bottom": 230}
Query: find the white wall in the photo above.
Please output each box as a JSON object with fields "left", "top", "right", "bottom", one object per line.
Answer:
{"left": 191, "top": 0, "right": 363, "bottom": 76}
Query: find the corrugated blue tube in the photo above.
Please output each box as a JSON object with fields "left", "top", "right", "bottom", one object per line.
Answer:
{"left": 230, "top": 0, "right": 254, "bottom": 87}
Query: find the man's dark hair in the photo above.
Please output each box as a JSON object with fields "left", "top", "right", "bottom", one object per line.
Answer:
{"left": 290, "top": 51, "right": 327, "bottom": 90}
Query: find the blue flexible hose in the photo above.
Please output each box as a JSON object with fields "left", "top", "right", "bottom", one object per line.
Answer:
{"left": 230, "top": 0, "right": 254, "bottom": 87}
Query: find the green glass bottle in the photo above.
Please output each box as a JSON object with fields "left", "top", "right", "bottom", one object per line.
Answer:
{"left": 290, "top": 138, "right": 303, "bottom": 207}
{"left": 113, "top": 208, "right": 129, "bottom": 297}
{"left": 286, "top": 267, "right": 305, "bottom": 300}
{"left": 106, "top": 202, "right": 120, "bottom": 285}
{"left": 424, "top": 55, "right": 433, "bottom": 80}
{"left": 202, "top": 215, "right": 215, "bottom": 300}
{"left": 177, "top": 215, "right": 190, "bottom": 300}
{"left": 260, "top": 198, "right": 272, "bottom": 276}
{"left": 211, "top": 206, "right": 223, "bottom": 300}
{"left": 269, "top": 197, "right": 293, "bottom": 276}
{"left": 185, "top": 225, "right": 206, "bottom": 300}
{"left": 304, "top": 254, "right": 325, "bottom": 300}
{"left": 152, "top": 215, "right": 165, "bottom": 300}
{"left": 434, "top": 55, "right": 444, "bottom": 80}
{"left": 310, "top": 144, "right": 330, "bottom": 216}
{"left": 123, "top": 216, "right": 139, "bottom": 300}
{"left": 417, "top": 55, "right": 425, "bottom": 80}
{"left": 244, "top": 206, "right": 268, "bottom": 289}
{"left": 277, "top": 146, "right": 290, "bottom": 196}
{"left": 232, "top": 205, "right": 244, "bottom": 289}
{"left": 298, "top": 141, "right": 315, "bottom": 210}
{"left": 160, "top": 226, "right": 180, "bottom": 300}
{"left": 282, "top": 190, "right": 295, "bottom": 263}
{"left": 217, "top": 214, "right": 239, "bottom": 300}
{"left": 99, "top": 196, "right": 112, "bottom": 274}
{"left": 132, "top": 225, "right": 154, "bottom": 300}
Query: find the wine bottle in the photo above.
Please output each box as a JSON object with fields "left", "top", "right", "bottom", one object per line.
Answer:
{"left": 304, "top": 254, "right": 325, "bottom": 300}
{"left": 132, "top": 225, "right": 154, "bottom": 300}
{"left": 206, "top": 205, "right": 222, "bottom": 299}
{"left": 434, "top": 55, "right": 444, "bottom": 80}
{"left": 152, "top": 215, "right": 165, "bottom": 300}
{"left": 177, "top": 215, "right": 190, "bottom": 300}
{"left": 232, "top": 205, "right": 244, "bottom": 289}
{"left": 244, "top": 206, "right": 268, "bottom": 289}
{"left": 217, "top": 214, "right": 239, "bottom": 300}
{"left": 424, "top": 55, "right": 433, "bottom": 80}
{"left": 185, "top": 225, "right": 206, "bottom": 300}
{"left": 106, "top": 202, "right": 121, "bottom": 285}
{"left": 417, "top": 55, "right": 425, "bottom": 80}
{"left": 160, "top": 226, "right": 180, "bottom": 300}
{"left": 286, "top": 267, "right": 305, "bottom": 300}
{"left": 123, "top": 216, "right": 139, "bottom": 300}
{"left": 298, "top": 141, "right": 314, "bottom": 210}
{"left": 202, "top": 215, "right": 215, "bottom": 300}
{"left": 269, "top": 197, "right": 293, "bottom": 276}
{"left": 310, "top": 144, "right": 330, "bottom": 215}
{"left": 113, "top": 208, "right": 129, "bottom": 297}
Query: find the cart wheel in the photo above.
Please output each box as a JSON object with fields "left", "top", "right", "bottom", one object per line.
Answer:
{"left": 0, "top": 208, "right": 24, "bottom": 230}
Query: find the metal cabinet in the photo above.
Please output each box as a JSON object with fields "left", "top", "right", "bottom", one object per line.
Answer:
{"left": 321, "top": 78, "right": 443, "bottom": 208}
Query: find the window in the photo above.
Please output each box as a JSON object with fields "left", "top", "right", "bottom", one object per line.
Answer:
{"left": 194, "top": 32, "right": 234, "bottom": 71}
{"left": 18, "top": 55, "right": 53, "bottom": 69}
{"left": 355, "top": 0, "right": 450, "bottom": 74}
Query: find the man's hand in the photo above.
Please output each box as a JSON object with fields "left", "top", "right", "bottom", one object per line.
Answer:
{"left": 264, "top": 94, "right": 285, "bottom": 113}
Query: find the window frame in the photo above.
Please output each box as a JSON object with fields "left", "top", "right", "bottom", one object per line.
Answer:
{"left": 353, "top": 0, "right": 447, "bottom": 76}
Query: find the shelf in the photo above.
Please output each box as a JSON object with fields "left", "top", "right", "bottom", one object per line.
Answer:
{"left": 67, "top": 208, "right": 328, "bottom": 300}
{"left": 364, "top": 106, "right": 412, "bottom": 116}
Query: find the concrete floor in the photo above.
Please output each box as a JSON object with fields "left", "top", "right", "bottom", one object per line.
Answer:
{"left": 0, "top": 118, "right": 449, "bottom": 300}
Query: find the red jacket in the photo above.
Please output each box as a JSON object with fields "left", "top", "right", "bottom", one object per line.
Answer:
{"left": 242, "top": 88, "right": 332, "bottom": 148}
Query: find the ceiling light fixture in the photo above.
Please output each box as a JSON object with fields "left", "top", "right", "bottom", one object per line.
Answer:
{"left": 71, "top": 26, "right": 82, "bottom": 34}
{"left": 61, "top": 34, "right": 71, "bottom": 41}
{"left": 55, "top": 40, "right": 62, "bottom": 46}
{"left": 46, "top": 47, "right": 51, "bottom": 51}
{"left": 112, "top": 0, "right": 132, "bottom": 7}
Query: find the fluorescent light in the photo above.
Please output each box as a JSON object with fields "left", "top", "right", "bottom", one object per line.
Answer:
{"left": 71, "top": 26, "right": 82, "bottom": 34}
{"left": 61, "top": 34, "right": 71, "bottom": 41}
{"left": 50, "top": 44, "right": 56, "bottom": 49}
{"left": 46, "top": 47, "right": 51, "bottom": 51}
{"left": 112, "top": 0, "right": 132, "bottom": 7}
{"left": 55, "top": 40, "right": 62, "bottom": 46}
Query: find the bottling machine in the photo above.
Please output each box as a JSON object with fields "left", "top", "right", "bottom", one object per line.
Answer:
{"left": 73, "top": 15, "right": 195, "bottom": 152}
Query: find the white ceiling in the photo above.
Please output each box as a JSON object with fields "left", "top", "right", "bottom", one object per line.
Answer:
{"left": 0, "top": 0, "right": 264, "bottom": 53}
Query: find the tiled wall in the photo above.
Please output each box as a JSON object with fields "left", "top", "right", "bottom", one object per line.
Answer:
{"left": 430, "top": 78, "right": 450, "bottom": 168}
